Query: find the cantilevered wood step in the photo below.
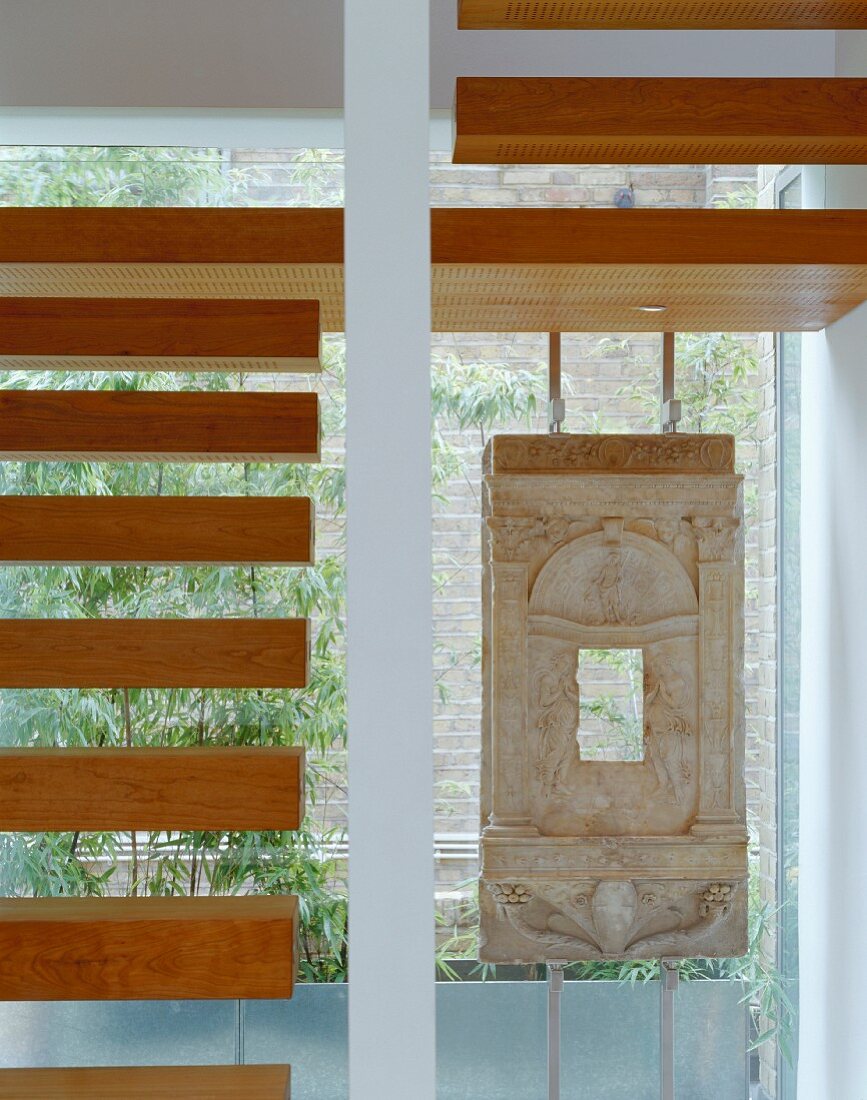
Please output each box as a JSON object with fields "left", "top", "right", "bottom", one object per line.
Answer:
{"left": 0, "top": 896, "right": 298, "bottom": 1000}
{"left": 7, "top": 206, "right": 867, "bottom": 332}
{"left": 458, "top": 0, "right": 867, "bottom": 28}
{"left": 0, "top": 496, "right": 314, "bottom": 565}
{"left": 0, "top": 298, "right": 321, "bottom": 373}
{"left": 0, "top": 207, "right": 343, "bottom": 265}
{"left": 0, "top": 391, "right": 319, "bottom": 462}
{"left": 0, "top": 619, "right": 309, "bottom": 688}
{"left": 0, "top": 1065, "right": 291, "bottom": 1099}
{"left": 0, "top": 747, "right": 305, "bottom": 832}
{"left": 453, "top": 77, "right": 867, "bottom": 164}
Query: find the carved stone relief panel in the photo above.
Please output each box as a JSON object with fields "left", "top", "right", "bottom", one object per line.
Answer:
{"left": 480, "top": 434, "right": 747, "bottom": 962}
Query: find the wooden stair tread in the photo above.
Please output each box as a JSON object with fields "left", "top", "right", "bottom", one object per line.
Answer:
{"left": 454, "top": 77, "right": 867, "bottom": 164}
{"left": 0, "top": 297, "right": 320, "bottom": 372}
{"left": 0, "top": 747, "right": 305, "bottom": 832}
{"left": 0, "top": 1065, "right": 291, "bottom": 1099}
{"left": 5, "top": 206, "right": 867, "bottom": 331}
{"left": 0, "top": 208, "right": 343, "bottom": 265}
{"left": 0, "top": 496, "right": 314, "bottom": 565}
{"left": 457, "top": 0, "right": 867, "bottom": 28}
{"left": 0, "top": 391, "right": 319, "bottom": 462}
{"left": 0, "top": 619, "right": 309, "bottom": 688}
{"left": 0, "top": 895, "right": 298, "bottom": 1000}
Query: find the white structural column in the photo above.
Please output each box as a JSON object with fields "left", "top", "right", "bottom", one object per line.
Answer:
{"left": 345, "top": 1, "right": 435, "bottom": 1099}
{"left": 800, "top": 38, "right": 867, "bottom": 1096}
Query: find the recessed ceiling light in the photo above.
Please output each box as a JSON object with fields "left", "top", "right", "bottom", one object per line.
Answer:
{"left": 635, "top": 304, "right": 668, "bottom": 313}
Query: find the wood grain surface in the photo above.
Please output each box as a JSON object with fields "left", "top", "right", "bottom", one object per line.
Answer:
{"left": 0, "top": 746, "right": 305, "bottom": 831}
{"left": 0, "top": 390, "right": 319, "bottom": 462}
{"left": 6, "top": 207, "right": 867, "bottom": 331}
{"left": 454, "top": 77, "right": 867, "bottom": 163}
{"left": 0, "top": 896, "right": 298, "bottom": 1000}
{"left": 431, "top": 208, "right": 867, "bottom": 265}
{"left": 0, "top": 618, "right": 309, "bottom": 688}
{"left": 0, "top": 208, "right": 343, "bottom": 264}
{"left": 0, "top": 495, "right": 314, "bottom": 565}
{"left": 0, "top": 1066, "right": 291, "bottom": 1099}
{"left": 0, "top": 297, "right": 320, "bottom": 370}
{"left": 458, "top": 0, "right": 867, "bottom": 28}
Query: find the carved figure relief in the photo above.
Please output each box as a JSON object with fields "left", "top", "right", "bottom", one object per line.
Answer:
{"left": 481, "top": 434, "right": 747, "bottom": 962}
{"left": 644, "top": 655, "right": 694, "bottom": 807}
{"left": 534, "top": 651, "right": 581, "bottom": 796}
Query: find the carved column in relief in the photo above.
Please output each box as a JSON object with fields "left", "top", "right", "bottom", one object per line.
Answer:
{"left": 480, "top": 434, "right": 748, "bottom": 963}
{"left": 690, "top": 518, "right": 743, "bottom": 836}
{"left": 486, "top": 518, "right": 538, "bottom": 836}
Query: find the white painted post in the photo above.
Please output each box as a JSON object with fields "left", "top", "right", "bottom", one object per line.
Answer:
{"left": 345, "top": 1, "right": 435, "bottom": 1098}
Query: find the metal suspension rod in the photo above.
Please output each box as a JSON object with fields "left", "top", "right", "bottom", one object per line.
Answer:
{"left": 660, "top": 331, "right": 681, "bottom": 434}
{"left": 549, "top": 332, "right": 565, "bottom": 433}
{"left": 547, "top": 959, "right": 567, "bottom": 1100}
{"left": 660, "top": 958, "right": 679, "bottom": 1100}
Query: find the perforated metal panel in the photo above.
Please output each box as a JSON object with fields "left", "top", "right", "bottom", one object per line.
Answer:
{"left": 0, "top": 265, "right": 345, "bottom": 331}
{"left": 459, "top": 0, "right": 867, "bottom": 27}
{"left": 433, "top": 263, "right": 867, "bottom": 332}
{"left": 483, "top": 138, "right": 867, "bottom": 164}
{"left": 2, "top": 261, "right": 865, "bottom": 333}
{"left": 0, "top": 355, "right": 319, "bottom": 373}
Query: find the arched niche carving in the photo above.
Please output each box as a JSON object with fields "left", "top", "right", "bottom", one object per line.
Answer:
{"left": 530, "top": 528, "right": 698, "bottom": 628}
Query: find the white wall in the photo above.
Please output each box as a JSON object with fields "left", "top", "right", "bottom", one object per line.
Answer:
{"left": 0, "top": 0, "right": 343, "bottom": 109}
{"left": 799, "top": 206, "right": 867, "bottom": 1099}
{"left": 798, "top": 35, "right": 867, "bottom": 1099}
{"left": 0, "top": 0, "right": 836, "bottom": 111}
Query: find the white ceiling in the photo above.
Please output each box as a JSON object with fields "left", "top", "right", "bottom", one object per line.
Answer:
{"left": 0, "top": 0, "right": 838, "bottom": 113}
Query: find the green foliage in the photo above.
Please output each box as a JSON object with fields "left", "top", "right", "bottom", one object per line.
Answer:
{"left": 0, "top": 146, "right": 252, "bottom": 207}
{"left": 603, "top": 331, "right": 759, "bottom": 442}
{"left": 577, "top": 648, "right": 644, "bottom": 760}
{"left": 713, "top": 184, "right": 759, "bottom": 210}
{"left": 431, "top": 354, "right": 544, "bottom": 447}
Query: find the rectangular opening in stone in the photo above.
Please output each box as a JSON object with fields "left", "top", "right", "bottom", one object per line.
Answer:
{"left": 577, "top": 647, "right": 644, "bottom": 761}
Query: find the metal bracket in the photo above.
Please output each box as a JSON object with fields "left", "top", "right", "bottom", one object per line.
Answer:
{"left": 547, "top": 959, "right": 567, "bottom": 1100}
{"left": 660, "top": 958, "right": 680, "bottom": 1100}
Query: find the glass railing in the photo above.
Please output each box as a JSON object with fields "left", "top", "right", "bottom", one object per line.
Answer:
{"left": 0, "top": 979, "right": 747, "bottom": 1100}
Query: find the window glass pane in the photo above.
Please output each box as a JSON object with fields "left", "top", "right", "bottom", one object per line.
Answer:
{"left": 779, "top": 327, "right": 802, "bottom": 1097}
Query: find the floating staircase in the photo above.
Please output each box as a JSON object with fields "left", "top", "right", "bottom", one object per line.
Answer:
{"left": 0, "top": 214, "right": 322, "bottom": 1094}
